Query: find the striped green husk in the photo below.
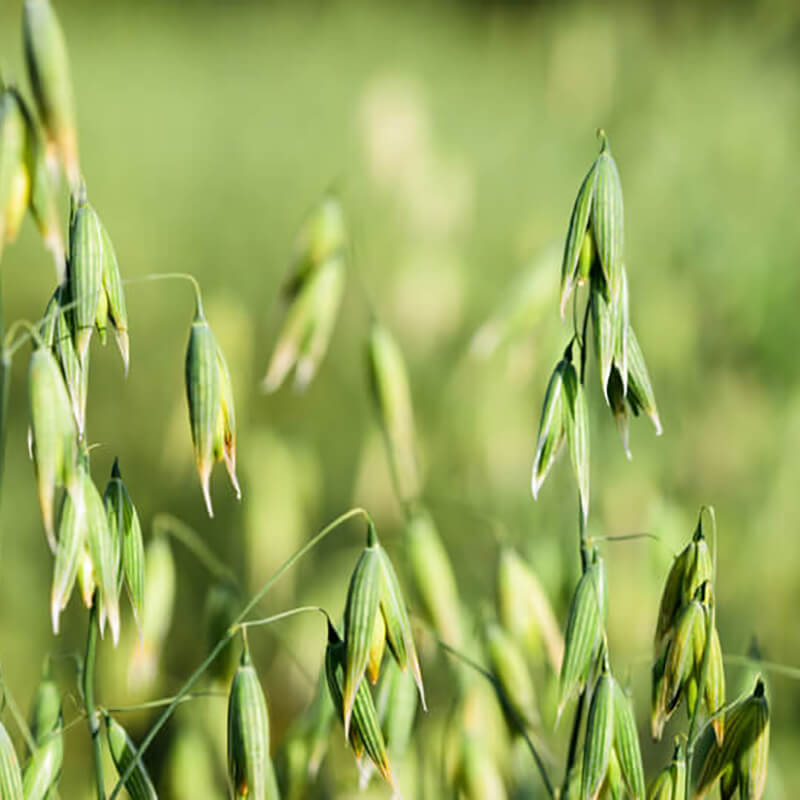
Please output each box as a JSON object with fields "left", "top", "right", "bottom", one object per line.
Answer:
{"left": 563, "top": 359, "right": 590, "bottom": 523}
{"left": 582, "top": 671, "right": 614, "bottom": 800}
{"left": 67, "top": 198, "right": 103, "bottom": 363}
{"left": 99, "top": 217, "right": 129, "bottom": 369}
{"left": 324, "top": 623, "right": 393, "bottom": 788}
{"left": 185, "top": 307, "right": 221, "bottom": 516}
{"left": 227, "top": 647, "right": 279, "bottom": 800}
{"left": 376, "top": 539, "right": 426, "bottom": 710}
{"left": 626, "top": 325, "right": 662, "bottom": 435}
{"left": 531, "top": 359, "right": 567, "bottom": 499}
{"left": 105, "top": 714, "right": 157, "bottom": 800}
{"left": 704, "top": 625, "right": 726, "bottom": 745}
{"left": 28, "top": 346, "right": 78, "bottom": 548}
{"left": 406, "top": 507, "right": 463, "bottom": 649}
{"left": 104, "top": 458, "right": 145, "bottom": 629}
{"left": 559, "top": 562, "right": 603, "bottom": 715}
{"left": 50, "top": 489, "right": 85, "bottom": 633}
{"left": 214, "top": 343, "right": 240, "bottom": 499}
{"left": 612, "top": 681, "right": 645, "bottom": 799}
{"left": 81, "top": 463, "right": 121, "bottom": 644}
{"left": 591, "top": 146, "right": 624, "bottom": 301}
{"left": 15, "top": 90, "right": 64, "bottom": 278}
{"left": 53, "top": 290, "right": 88, "bottom": 434}
{"left": 343, "top": 539, "right": 382, "bottom": 734}
{"left": 23, "top": 0, "right": 80, "bottom": 188}
{"left": 560, "top": 159, "right": 598, "bottom": 317}
{"left": 21, "top": 727, "right": 63, "bottom": 800}
{"left": 0, "top": 721, "right": 23, "bottom": 800}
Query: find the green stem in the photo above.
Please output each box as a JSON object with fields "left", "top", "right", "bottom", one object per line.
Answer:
{"left": 122, "top": 272, "right": 204, "bottom": 315}
{"left": 438, "top": 640, "right": 555, "bottom": 800}
{"left": 83, "top": 597, "right": 105, "bottom": 800}
{"left": 152, "top": 513, "right": 238, "bottom": 587}
{"left": 109, "top": 506, "right": 369, "bottom": 799}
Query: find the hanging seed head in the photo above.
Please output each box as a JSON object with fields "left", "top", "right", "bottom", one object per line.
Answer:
{"left": 581, "top": 669, "right": 615, "bottom": 800}
{"left": 484, "top": 619, "right": 539, "bottom": 729}
{"left": 704, "top": 625, "right": 726, "bottom": 745}
{"left": 23, "top": 0, "right": 79, "bottom": 189}
{"left": 67, "top": 190, "right": 103, "bottom": 363}
{"left": 0, "top": 721, "right": 24, "bottom": 800}
{"left": 79, "top": 459, "right": 121, "bottom": 645}
{"left": 0, "top": 88, "right": 30, "bottom": 254}
{"left": 185, "top": 303, "right": 240, "bottom": 516}
{"left": 405, "top": 506, "right": 464, "bottom": 649}
{"left": 51, "top": 287, "right": 89, "bottom": 434}
{"left": 563, "top": 357, "right": 591, "bottom": 524}
{"left": 560, "top": 131, "right": 624, "bottom": 317}
{"left": 626, "top": 324, "right": 662, "bottom": 436}
{"left": 50, "top": 483, "right": 85, "bottom": 633}
{"left": 21, "top": 716, "right": 63, "bottom": 800}
{"left": 28, "top": 345, "right": 79, "bottom": 548}
{"left": 98, "top": 216, "right": 129, "bottom": 373}
{"left": 105, "top": 714, "right": 157, "bottom": 800}
{"left": 694, "top": 677, "right": 769, "bottom": 800}
{"left": 104, "top": 458, "right": 145, "bottom": 631}
{"left": 648, "top": 740, "right": 685, "bottom": 800}
{"left": 324, "top": 620, "right": 395, "bottom": 788}
{"left": 227, "top": 643, "right": 280, "bottom": 800}
{"left": 367, "top": 320, "right": 421, "bottom": 504}
{"left": 29, "top": 667, "right": 61, "bottom": 746}
{"left": 612, "top": 680, "right": 646, "bottom": 799}
{"left": 14, "top": 89, "right": 64, "bottom": 279}
{"left": 559, "top": 557, "right": 604, "bottom": 717}
{"left": 342, "top": 521, "right": 425, "bottom": 735}
{"left": 496, "top": 546, "right": 564, "bottom": 672}
{"left": 531, "top": 358, "right": 567, "bottom": 500}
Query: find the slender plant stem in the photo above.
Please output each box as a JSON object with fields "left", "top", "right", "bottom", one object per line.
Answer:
{"left": 233, "top": 605, "right": 328, "bottom": 632}
{"left": 83, "top": 597, "right": 105, "bottom": 800}
{"left": 109, "top": 506, "right": 369, "bottom": 799}
{"left": 438, "top": 640, "right": 555, "bottom": 800}
{"left": 122, "top": 272, "right": 204, "bottom": 314}
{"left": 561, "top": 688, "right": 586, "bottom": 799}
{"left": 152, "top": 513, "right": 238, "bottom": 587}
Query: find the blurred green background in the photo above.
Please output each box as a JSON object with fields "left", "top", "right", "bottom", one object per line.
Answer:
{"left": 2, "top": 0, "right": 800, "bottom": 796}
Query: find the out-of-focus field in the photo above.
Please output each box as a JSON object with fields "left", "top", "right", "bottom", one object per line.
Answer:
{"left": 1, "top": 0, "right": 800, "bottom": 796}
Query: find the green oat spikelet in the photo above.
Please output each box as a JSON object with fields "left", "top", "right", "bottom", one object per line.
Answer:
{"left": 375, "top": 658, "right": 418, "bottom": 760}
{"left": 28, "top": 344, "right": 79, "bottom": 549}
{"left": 29, "top": 665, "right": 61, "bottom": 746}
{"left": 582, "top": 668, "right": 614, "bottom": 800}
{"left": 50, "top": 489, "right": 85, "bottom": 633}
{"left": 104, "top": 458, "right": 145, "bottom": 631}
{"left": 23, "top": 0, "right": 80, "bottom": 189}
{"left": 531, "top": 359, "right": 567, "bottom": 500}
{"left": 342, "top": 521, "right": 426, "bottom": 734}
{"left": 563, "top": 356, "right": 590, "bottom": 523}
{"left": 612, "top": 680, "right": 646, "bottom": 799}
{"left": 0, "top": 721, "right": 23, "bottom": 800}
{"left": 559, "top": 554, "right": 605, "bottom": 716}
{"left": 560, "top": 131, "right": 624, "bottom": 317}
{"left": 15, "top": 88, "right": 64, "bottom": 278}
{"left": 694, "top": 677, "right": 769, "bottom": 800}
{"left": 67, "top": 186, "right": 103, "bottom": 363}
{"left": 227, "top": 643, "right": 280, "bottom": 800}
{"left": 324, "top": 621, "right": 394, "bottom": 789}
{"left": 21, "top": 714, "right": 63, "bottom": 800}
{"left": 105, "top": 714, "right": 158, "bottom": 800}
{"left": 185, "top": 301, "right": 240, "bottom": 516}
{"left": 648, "top": 740, "right": 685, "bottom": 800}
